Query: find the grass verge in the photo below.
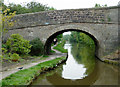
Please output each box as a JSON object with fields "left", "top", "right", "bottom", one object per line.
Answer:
{"left": 53, "top": 41, "right": 68, "bottom": 53}
{"left": 1, "top": 56, "right": 66, "bottom": 86}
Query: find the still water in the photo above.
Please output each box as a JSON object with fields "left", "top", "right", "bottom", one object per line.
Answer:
{"left": 31, "top": 43, "right": 119, "bottom": 86}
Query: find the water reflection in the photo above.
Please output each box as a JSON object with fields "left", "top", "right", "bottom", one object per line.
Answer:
{"left": 30, "top": 42, "right": 119, "bottom": 86}
{"left": 62, "top": 43, "right": 87, "bottom": 80}
{"left": 71, "top": 43, "right": 95, "bottom": 75}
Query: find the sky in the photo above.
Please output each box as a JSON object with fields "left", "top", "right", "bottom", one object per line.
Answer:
{"left": 4, "top": 0, "right": 120, "bottom": 10}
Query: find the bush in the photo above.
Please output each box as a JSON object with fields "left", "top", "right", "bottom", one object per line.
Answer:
{"left": 6, "top": 34, "right": 32, "bottom": 55}
{"left": 10, "top": 53, "right": 20, "bottom": 61}
{"left": 29, "top": 38, "right": 44, "bottom": 56}
{"left": 2, "top": 48, "right": 7, "bottom": 55}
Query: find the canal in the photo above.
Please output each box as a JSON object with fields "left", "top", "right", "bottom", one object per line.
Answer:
{"left": 30, "top": 42, "right": 119, "bottom": 86}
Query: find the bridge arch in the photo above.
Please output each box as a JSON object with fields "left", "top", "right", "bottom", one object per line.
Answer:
{"left": 44, "top": 25, "right": 100, "bottom": 59}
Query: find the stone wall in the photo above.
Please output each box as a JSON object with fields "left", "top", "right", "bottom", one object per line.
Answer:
{"left": 8, "top": 6, "right": 118, "bottom": 29}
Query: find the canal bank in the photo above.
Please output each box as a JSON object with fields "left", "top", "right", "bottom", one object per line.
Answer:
{"left": 1, "top": 41, "right": 119, "bottom": 86}
{"left": 1, "top": 43, "right": 68, "bottom": 86}
{"left": 103, "top": 49, "right": 120, "bottom": 66}
{"left": 1, "top": 55, "right": 67, "bottom": 85}
{"left": 30, "top": 42, "right": 119, "bottom": 86}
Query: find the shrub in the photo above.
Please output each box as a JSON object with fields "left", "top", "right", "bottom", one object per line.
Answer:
{"left": 29, "top": 38, "right": 44, "bottom": 56}
{"left": 10, "top": 53, "right": 20, "bottom": 61}
{"left": 6, "top": 34, "right": 32, "bottom": 55}
{"left": 2, "top": 48, "right": 7, "bottom": 55}
{"left": 2, "top": 44, "right": 7, "bottom": 48}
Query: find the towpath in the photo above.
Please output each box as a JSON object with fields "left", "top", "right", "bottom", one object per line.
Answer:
{"left": 0, "top": 47, "right": 67, "bottom": 80}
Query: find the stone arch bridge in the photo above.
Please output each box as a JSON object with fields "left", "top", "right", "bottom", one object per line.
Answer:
{"left": 3, "top": 6, "right": 119, "bottom": 61}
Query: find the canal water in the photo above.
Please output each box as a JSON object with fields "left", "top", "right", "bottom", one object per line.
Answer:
{"left": 31, "top": 42, "right": 119, "bottom": 86}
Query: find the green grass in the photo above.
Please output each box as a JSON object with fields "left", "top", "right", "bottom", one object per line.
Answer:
{"left": 1, "top": 56, "right": 66, "bottom": 86}
{"left": 53, "top": 41, "right": 68, "bottom": 53}
{"left": 42, "top": 55, "right": 49, "bottom": 58}
{"left": 50, "top": 50, "right": 56, "bottom": 53}
{"left": 104, "top": 59, "right": 119, "bottom": 65}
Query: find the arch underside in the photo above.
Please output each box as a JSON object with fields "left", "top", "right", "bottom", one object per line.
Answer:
{"left": 44, "top": 28, "right": 99, "bottom": 59}
{"left": 44, "top": 23, "right": 118, "bottom": 61}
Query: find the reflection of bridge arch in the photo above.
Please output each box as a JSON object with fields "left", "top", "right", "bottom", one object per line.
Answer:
{"left": 31, "top": 59, "right": 118, "bottom": 85}
{"left": 46, "top": 61, "right": 99, "bottom": 86}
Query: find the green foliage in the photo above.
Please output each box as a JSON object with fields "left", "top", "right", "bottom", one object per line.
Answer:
{"left": 71, "top": 43, "right": 95, "bottom": 75}
{"left": 6, "top": 34, "right": 32, "bottom": 55}
{"left": 0, "top": 8, "right": 16, "bottom": 59}
{"left": 101, "top": 19, "right": 104, "bottom": 22}
{"left": 2, "top": 1, "right": 56, "bottom": 15}
{"left": 29, "top": 38, "right": 44, "bottom": 56}
{"left": 56, "top": 34, "right": 63, "bottom": 42}
{"left": 2, "top": 44, "right": 7, "bottom": 48}
{"left": 27, "top": 2, "right": 55, "bottom": 12}
{"left": 95, "top": 3, "right": 101, "bottom": 7}
{"left": 95, "top": 3, "right": 107, "bottom": 8}
{"left": 7, "top": 3, "right": 29, "bottom": 14}
{"left": 50, "top": 50, "right": 55, "bottom": 53}
{"left": 63, "top": 34, "right": 71, "bottom": 41}
{"left": 0, "top": 8, "right": 16, "bottom": 36}
{"left": 70, "top": 32, "right": 95, "bottom": 46}
{"left": 53, "top": 41, "right": 67, "bottom": 53}
{"left": 10, "top": 53, "right": 20, "bottom": 60}
{"left": 70, "top": 32, "right": 81, "bottom": 43}
{"left": 2, "top": 47, "right": 7, "bottom": 54}
{"left": 107, "top": 17, "right": 111, "bottom": 22}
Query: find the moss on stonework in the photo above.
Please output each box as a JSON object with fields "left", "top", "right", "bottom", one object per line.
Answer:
{"left": 104, "top": 59, "right": 119, "bottom": 66}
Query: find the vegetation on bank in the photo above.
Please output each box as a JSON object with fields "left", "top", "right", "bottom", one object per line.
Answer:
{"left": 103, "top": 48, "right": 120, "bottom": 65}
{"left": 104, "top": 59, "right": 119, "bottom": 65}
{"left": 29, "top": 38, "right": 44, "bottom": 56}
{"left": 71, "top": 43, "right": 95, "bottom": 75}
{"left": 63, "top": 31, "right": 95, "bottom": 47}
{"left": 2, "top": 34, "right": 44, "bottom": 63}
{"left": 70, "top": 32, "right": 95, "bottom": 46}
{"left": 53, "top": 40, "right": 68, "bottom": 53}
{"left": 1, "top": 56, "right": 66, "bottom": 86}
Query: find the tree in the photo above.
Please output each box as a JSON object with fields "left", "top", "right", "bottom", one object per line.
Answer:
{"left": 7, "top": 3, "right": 28, "bottom": 14}
{"left": 95, "top": 3, "right": 107, "bottom": 8}
{"left": 4, "top": 1, "right": 56, "bottom": 15}
{"left": 0, "top": 8, "right": 16, "bottom": 59}
{"left": 95, "top": 4, "right": 101, "bottom": 7}
{"left": 63, "top": 34, "right": 71, "bottom": 41}
{"left": 69, "top": 31, "right": 94, "bottom": 46}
